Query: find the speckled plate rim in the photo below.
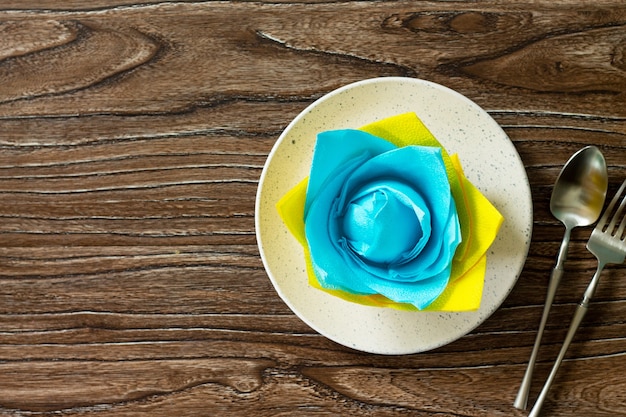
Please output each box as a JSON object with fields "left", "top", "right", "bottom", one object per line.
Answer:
{"left": 255, "top": 77, "right": 532, "bottom": 355}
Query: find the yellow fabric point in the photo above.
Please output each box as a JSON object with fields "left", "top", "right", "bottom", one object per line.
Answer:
{"left": 424, "top": 254, "right": 487, "bottom": 311}
{"left": 449, "top": 154, "right": 504, "bottom": 283}
{"left": 276, "top": 176, "right": 308, "bottom": 247}
{"left": 360, "top": 112, "right": 440, "bottom": 149}
{"left": 275, "top": 112, "right": 504, "bottom": 311}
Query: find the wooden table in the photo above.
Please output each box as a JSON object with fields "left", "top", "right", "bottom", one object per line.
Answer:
{"left": 1, "top": 1, "right": 624, "bottom": 416}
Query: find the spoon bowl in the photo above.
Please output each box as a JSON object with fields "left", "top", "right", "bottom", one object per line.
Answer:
{"left": 551, "top": 147, "right": 609, "bottom": 229}
{"left": 514, "top": 145, "right": 608, "bottom": 410}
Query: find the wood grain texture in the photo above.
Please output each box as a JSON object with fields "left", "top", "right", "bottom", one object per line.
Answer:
{"left": 0, "top": 1, "right": 625, "bottom": 416}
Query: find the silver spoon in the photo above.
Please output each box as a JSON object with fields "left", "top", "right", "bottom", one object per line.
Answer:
{"left": 514, "top": 145, "right": 607, "bottom": 410}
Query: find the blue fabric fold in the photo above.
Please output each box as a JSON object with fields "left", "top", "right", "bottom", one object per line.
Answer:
{"left": 303, "top": 129, "right": 462, "bottom": 309}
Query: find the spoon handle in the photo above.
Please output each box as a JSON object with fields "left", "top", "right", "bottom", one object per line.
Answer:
{"left": 514, "top": 266, "right": 563, "bottom": 410}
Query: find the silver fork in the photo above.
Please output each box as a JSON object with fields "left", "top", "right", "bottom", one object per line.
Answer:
{"left": 528, "top": 178, "right": 626, "bottom": 417}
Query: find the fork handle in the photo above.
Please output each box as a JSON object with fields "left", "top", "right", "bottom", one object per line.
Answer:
{"left": 528, "top": 302, "right": 588, "bottom": 417}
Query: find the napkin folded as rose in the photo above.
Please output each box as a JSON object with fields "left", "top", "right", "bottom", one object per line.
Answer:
{"left": 276, "top": 112, "right": 504, "bottom": 311}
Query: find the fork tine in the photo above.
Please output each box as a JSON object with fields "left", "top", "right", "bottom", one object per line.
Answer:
{"left": 599, "top": 179, "right": 626, "bottom": 231}
{"left": 608, "top": 182, "right": 626, "bottom": 232}
{"left": 615, "top": 191, "right": 626, "bottom": 239}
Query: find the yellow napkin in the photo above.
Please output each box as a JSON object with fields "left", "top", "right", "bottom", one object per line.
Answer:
{"left": 277, "top": 112, "right": 504, "bottom": 311}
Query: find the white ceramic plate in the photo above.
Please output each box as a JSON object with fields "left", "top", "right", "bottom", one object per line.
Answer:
{"left": 255, "top": 77, "right": 532, "bottom": 355}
